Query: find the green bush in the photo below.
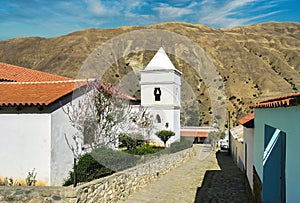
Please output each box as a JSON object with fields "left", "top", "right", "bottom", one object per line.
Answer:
{"left": 170, "top": 138, "right": 193, "bottom": 153}
{"left": 119, "top": 133, "right": 144, "bottom": 150}
{"left": 126, "top": 144, "right": 165, "bottom": 155}
{"left": 155, "top": 130, "right": 175, "bottom": 147}
{"left": 63, "top": 153, "right": 113, "bottom": 186}
{"left": 63, "top": 144, "right": 169, "bottom": 186}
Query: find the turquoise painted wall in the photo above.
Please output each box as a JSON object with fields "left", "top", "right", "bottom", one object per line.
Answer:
{"left": 254, "top": 106, "right": 300, "bottom": 202}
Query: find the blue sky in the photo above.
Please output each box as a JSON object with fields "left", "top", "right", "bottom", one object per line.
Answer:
{"left": 0, "top": 0, "right": 299, "bottom": 40}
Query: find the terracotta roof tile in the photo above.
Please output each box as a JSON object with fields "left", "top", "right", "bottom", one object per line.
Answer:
{"left": 0, "top": 62, "right": 135, "bottom": 108}
{"left": 0, "top": 62, "right": 72, "bottom": 82}
{"left": 0, "top": 80, "right": 87, "bottom": 107}
{"left": 251, "top": 93, "right": 300, "bottom": 108}
{"left": 238, "top": 113, "right": 254, "bottom": 128}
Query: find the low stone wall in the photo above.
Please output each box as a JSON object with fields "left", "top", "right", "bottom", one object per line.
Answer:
{"left": 0, "top": 186, "right": 76, "bottom": 203}
{"left": 76, "top": 146, "right": 196, "bottom": 202}
{"left": 0, "top": 146, "right": 195, "bottom": 203}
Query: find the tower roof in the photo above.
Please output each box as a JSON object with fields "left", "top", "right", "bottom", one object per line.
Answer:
{"left": 145, "top": 47, "right": 177, "bottom": 71}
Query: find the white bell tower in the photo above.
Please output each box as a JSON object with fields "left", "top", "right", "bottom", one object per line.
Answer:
{"left": 140, "top": 47, "right": 182, "bottom": 146}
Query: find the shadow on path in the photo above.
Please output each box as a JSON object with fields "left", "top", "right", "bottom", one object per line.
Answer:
{"left": 194, "top": 150, "right": 250, "bottom": 203}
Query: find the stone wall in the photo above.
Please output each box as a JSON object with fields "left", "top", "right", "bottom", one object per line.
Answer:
{"left": 76, "top": 146, "right": 195, "bottom": 202}
{"left": 0, "top": 146, "right": 195, "bottom": 203}
{"left": 0, "top": 186, "right": 76, "bottom": 203}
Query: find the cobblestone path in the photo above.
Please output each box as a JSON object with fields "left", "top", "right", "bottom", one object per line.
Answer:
{"left": 123, "top": 144, "right": 250, "bottom": 203}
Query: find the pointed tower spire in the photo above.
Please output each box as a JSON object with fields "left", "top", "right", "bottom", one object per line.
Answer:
{"left": 145, "top": 47, "right": 177, "bottom": 71}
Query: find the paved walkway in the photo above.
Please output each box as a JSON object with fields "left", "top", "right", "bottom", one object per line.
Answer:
{"left": 123, "top": 144, "right": 250, "bottom": 203}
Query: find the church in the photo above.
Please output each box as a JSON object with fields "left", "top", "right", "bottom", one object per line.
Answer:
{"left": 0, "top": 47, "right": 182, "bottom": 186}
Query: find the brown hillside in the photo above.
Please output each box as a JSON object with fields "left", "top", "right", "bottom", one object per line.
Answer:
{"left": 0, "top": 22, "right": 299, "bottom": 127}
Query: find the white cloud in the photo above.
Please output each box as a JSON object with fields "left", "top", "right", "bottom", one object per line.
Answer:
{"left": 153, "top": 3, "right": 194, "bottom": 19}
{"left": 198, "top": 0, "right": 282, "bottom": 28}
{"left": 85, "top": 0, "right": 111, "bottom": 16}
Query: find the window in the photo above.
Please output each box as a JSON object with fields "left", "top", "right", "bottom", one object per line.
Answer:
{"left": 156, "top": 114, "right": 161, "bottom": 123}
{"left": 154, "top": 87, "right": 161, "bottom": 101}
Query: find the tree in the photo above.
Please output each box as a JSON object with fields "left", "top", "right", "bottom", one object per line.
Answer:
{"left": 155, "top": 130, "right": 175, "bottom": 147}
{"left": 131, "top": 106, "right": 155, "bottom": 144}
{"left": 220, "top": 131, "right": 226, "bottom": 140}
{"left": 208, "top": 131, "right": 220, "bottom": 150}
{"left": 63, "top": 80, "right": 153, "bottom": 186}
{"left": 119, "top": 133, "right": 143, "bottom": 150}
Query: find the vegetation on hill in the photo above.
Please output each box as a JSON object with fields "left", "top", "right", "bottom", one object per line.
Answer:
{"left": 1, "top": 22, "right": 299, "bottom": 127}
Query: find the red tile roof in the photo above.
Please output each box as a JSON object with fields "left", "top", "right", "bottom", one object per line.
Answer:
{"left": 238, "top": 113, "right": 254, "bottom": 128}
{"left": 0, "top": 62, "right": 72, "bottom": 82}
{"left": 239, "top": 113, "right": 254, "bottom": 124}
{"left": 0, "top": 62, "right": 135, "bottom": 108}
{"left": 0, "top": 80, "right": 87, "bottom": 107}
{"left": 251, "top": 93, "right": 300, "bottom": 108}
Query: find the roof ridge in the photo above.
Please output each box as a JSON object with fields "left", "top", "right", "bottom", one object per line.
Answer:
{"left": 260, "top": 92, "right": 300, "bottom": 103}
{"left": 0, "top": 79, "right": 93, "bottom": 85}
{"left": 0, "top": 62, "right": 73, "bottom": 82}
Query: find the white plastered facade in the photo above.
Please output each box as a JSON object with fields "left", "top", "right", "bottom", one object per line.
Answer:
{"left": 140, "top": 47, "right": 182, "bottom": 146}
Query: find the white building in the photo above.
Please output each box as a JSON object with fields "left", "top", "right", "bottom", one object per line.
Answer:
{"left": 140, "top": 47, "right": 182, "bottom": 146}
{"left": 0, "top": 62, "right": 87, "bottom": 186}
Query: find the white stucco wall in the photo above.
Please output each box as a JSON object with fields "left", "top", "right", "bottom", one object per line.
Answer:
{"left": 146, "top": 108, "right": 180, "bottom": 146}
{"left": 140, "top": 69, "right": 181, "bottom": 146}
{"left": 141, "top": 70, "right": 181, "bottom": 85}
{"left": 50, "top": 104, "right": 77, "bottom": 186}
{"left": 167, "top": 109, "right": 180, "bottom": 145}
{"left": 244, "top": 127, "right": 254, "bottom": 189}
{"left": 140, "top": 70, "right": 181, "bottom": 107}
{"left": 231, "top": 136, "right": 245, "bottom": 171}
{"left": 0, "top": 114, "right": 51, "bottom": 185}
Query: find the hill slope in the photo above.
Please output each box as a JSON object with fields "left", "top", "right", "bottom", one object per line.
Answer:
{"left": 0, "top": 22, "right": 299, "bottom": 127}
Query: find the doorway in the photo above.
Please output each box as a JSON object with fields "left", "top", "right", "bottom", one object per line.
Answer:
{"left": 263, "top": 125, "right": 286, "bottom": 203}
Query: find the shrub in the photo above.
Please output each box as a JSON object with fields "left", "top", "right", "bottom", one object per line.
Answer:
{"left": 170, "top": 138, "right": 193, "bottom": 153}
{"left": 25, "top": 168, "right": 37, "bottom": 186}
{"left": 220, "top": 131, "right": 226, "bottom": 140}
{"left": 126, "top": 144, "right": 165, "bottom": 155}
{"left": 229, "top": 96, "right": 236, "bottom": 100}
{"left": 119, "top": 133, "right": 144, "bottom": 150}
{"left": 155, "top": 130, "right": 175, "bottom": 147}
{"left": 63, "top": 153, "right": 114, "bottom": 186}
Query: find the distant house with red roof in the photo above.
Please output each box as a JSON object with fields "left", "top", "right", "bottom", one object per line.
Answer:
{"left": 0, "top": 62, "right": 88, "bottom": 186}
